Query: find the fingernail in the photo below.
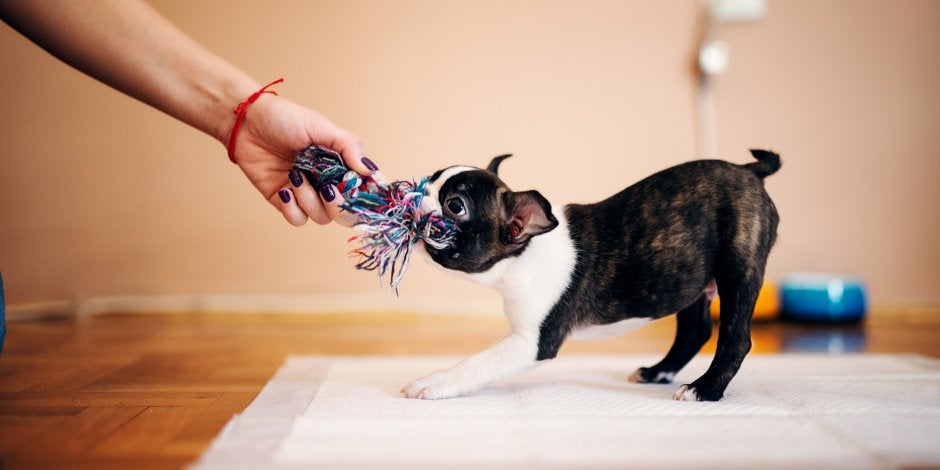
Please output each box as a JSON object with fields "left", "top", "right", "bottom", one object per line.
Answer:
{"left": 361, "top": 156, "right": 379, "bottom": 172}
{"left": 289, "top": 169, "right": 303, "bottom": 187}
{"left": 320, "top": 184, "right": 336, "bottom": 202}
{"left": 278, "top": 188, "right": 292, "bottom": 203}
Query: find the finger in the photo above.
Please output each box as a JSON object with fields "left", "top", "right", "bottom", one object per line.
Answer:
{"left": 319, "top": 184, "right": 360, "bottom": 228}
{"left": 271, "top": 187, "right": 308, "bottom": 226}
{"left": 323, "top": 129, "right": 379, "bottom": 177}
{"left": 289, "top": 169, "right": 331, "bottom": 225}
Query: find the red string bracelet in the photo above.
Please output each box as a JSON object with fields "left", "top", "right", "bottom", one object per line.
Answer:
{"left": 227, "top": 78, "right": 285, "bottom": 163}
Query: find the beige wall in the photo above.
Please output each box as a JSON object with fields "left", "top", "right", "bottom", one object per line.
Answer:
{"left": 1, "top": 0, "right": 938, "bottom": 311}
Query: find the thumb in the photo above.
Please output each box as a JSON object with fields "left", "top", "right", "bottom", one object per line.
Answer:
{"left": 314, "top": 123, "right": 378, "bottom": 178}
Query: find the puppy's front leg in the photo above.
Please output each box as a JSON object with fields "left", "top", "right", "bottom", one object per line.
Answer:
{"left": 402, "top": 332, "right": 540, "bottom": 399}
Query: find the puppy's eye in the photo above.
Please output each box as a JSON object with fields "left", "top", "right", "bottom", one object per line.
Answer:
{"left": 446, "top": 197, "right": 467, "bottom": 216}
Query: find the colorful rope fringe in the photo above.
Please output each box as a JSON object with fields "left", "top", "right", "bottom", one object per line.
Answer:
{"left": 293, "top": 145, "right": 458, "bottom": 291}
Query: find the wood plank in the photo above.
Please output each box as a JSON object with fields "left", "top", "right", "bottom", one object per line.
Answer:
{"left": 12, "top": 406, "right": 146, "bottom": 457}
{"left": 88, "top": 406, "right": 203, "bottom": 457}
{"left": 162, "top": 391, "right": 259, "bottom": 457}
{"left": 0, "top": 391, "right": 220, "bottom": 408}
{"left": 0, "top": 415, "right": 68, "bottom": 454}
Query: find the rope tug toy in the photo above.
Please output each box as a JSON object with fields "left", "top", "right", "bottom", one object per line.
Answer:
{"left": 293, "top": 145, "right": 459, "bottom": 291}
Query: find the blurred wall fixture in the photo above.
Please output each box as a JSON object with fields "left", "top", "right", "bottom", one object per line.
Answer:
{"left": 697, "top": 0, "right": 767, "bottom": 157}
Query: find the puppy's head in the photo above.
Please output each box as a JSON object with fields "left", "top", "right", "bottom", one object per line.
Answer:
{"left": 424, "top": 155, "right": 558, "bottom": 273}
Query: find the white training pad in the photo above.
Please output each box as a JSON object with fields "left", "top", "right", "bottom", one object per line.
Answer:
{"left": 193, "top": 354, "right": 940, "bottom": 469}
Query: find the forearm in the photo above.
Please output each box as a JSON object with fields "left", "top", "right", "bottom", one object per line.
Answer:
{"left": 0, "top": 0, "right": 257, "bottom": 144}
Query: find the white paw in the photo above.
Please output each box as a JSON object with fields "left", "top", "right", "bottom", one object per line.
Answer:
{"left": 401, "top": 371, "right": 463, "bottom": 400}
{"left": 629, "top": 368, "right": 675, "bottom": 384}
{"left": 673, "top": 384, "right": 699, "bottom": 401}
{"left": 657, "top": 371, "right": 676, "bottom": 383}
{"left": 627, "top": 368, "right": 645, "bottom": 383}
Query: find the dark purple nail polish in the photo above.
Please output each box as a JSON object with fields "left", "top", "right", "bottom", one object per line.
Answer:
{"left": 361, "top": 156, "right": 379, "bottom": 172}
{"left": 319, "top": 184, "right": 336, "bottom": 202}
{"left": 289, "top": 169, "right": 303, "bottom": 187}
{"left": 278, "top": 188, "right": 291, "bottom": 203}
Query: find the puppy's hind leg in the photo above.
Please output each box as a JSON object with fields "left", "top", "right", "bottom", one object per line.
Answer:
{"left": 629, "top": 294, "right": 712, "bottom": 384}
{"left": 674, "top": 271, "right": 761, "bottom": 401}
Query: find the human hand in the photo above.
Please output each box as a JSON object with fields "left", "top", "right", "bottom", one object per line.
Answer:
{"left": 227, "top": 94, "right": 379, "bottom": 226}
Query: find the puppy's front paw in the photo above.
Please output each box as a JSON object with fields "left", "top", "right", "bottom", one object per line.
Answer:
{"left": 401, "top": 371, "right": 463, "bottom": 400}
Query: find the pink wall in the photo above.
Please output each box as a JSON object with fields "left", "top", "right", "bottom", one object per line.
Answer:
{"left": 1, "top": 0, "right": 937, "bottom": 310}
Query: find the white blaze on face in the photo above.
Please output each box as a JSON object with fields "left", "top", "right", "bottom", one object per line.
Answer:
{"left": 419, "top": 166, "right": 477, "bottom": 267}
{"left": 423, "top": 166, "right": 477, "bottom": 216}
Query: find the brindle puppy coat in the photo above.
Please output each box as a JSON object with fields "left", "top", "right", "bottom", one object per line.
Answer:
{"left": 404, "top": 150, "right": 780, "bottom": 401}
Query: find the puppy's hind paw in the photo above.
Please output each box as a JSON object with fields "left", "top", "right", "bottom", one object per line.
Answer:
{"left": 673, "top": 384, "right": 700, "bottom": 401}
{"left": 673, "top": 383, "right": 723, "bottom": 401}
{"left": 627, "top": 368, "right": 647, "bottom": 383}
{"left": 629, "top": 367, "right": 675, "bottom": 384}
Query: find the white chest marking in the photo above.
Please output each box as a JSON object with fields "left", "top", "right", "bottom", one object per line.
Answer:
{"left": 570, "top": 317, "right": 652, "bottom": 340}
{"left": 468, "top": 213, "right": 578, "bottom": 334}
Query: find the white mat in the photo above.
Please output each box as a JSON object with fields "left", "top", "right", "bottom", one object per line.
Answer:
{"left": 193, "top": 354, "right": 940, "bottom": 469}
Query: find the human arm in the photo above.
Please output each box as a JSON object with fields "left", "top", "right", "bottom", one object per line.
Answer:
{"left": 0, "top": 0, "right": 372, "bottom": 225}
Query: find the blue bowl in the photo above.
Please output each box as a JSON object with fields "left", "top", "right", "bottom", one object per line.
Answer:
{"left": 780, "top": 273, "right": 867, "bottom": 323}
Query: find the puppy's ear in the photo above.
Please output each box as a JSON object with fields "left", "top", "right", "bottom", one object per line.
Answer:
{"left": 504, "top": 190, "right": 558, "bottom": 246}
{"left": 486, "top": 154, "right": 513, "bottom": 175}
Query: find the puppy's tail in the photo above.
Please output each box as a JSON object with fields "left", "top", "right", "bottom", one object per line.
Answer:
{"left": 744, "top": 149, "right": 781, "bottom": 178}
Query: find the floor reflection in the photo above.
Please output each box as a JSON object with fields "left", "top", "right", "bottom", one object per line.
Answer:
{"left": 778, "top": 323, "right": 867, "bottom": 353}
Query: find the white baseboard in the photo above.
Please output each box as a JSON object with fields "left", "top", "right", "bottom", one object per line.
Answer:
{"left": 5, "top": 293, "right": 503, "bottom": 321}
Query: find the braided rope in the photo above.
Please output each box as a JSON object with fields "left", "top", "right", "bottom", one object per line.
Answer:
{"left": 293, "top": 145, "right": 458, "bottom": 291}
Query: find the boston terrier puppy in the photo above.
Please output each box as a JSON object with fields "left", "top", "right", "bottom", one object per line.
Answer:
{"left": 403, "top": 150, "right": 780, "bottom": 401}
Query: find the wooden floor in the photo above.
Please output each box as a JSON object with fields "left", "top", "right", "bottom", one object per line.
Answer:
{"left": 1, "top": 309, "right": 938, "bottom": 469}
